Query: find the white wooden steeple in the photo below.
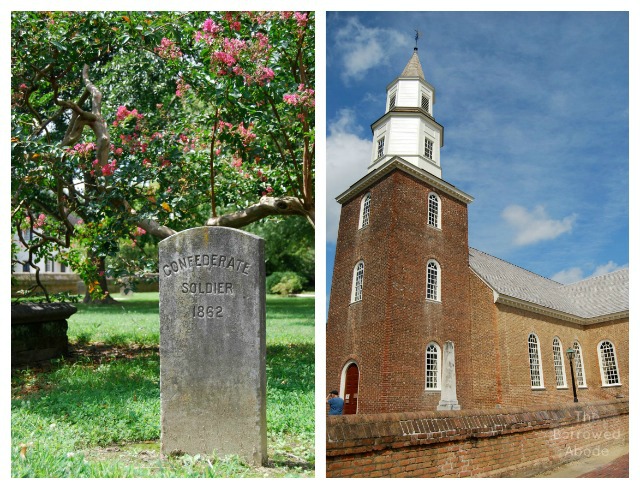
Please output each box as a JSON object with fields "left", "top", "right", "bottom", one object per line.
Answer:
{"left": 368, "top": 47, "right": 444, "bottom": 178}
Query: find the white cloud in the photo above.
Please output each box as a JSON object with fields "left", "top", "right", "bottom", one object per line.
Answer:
{"left": 592, "top": 261, "right": 625, "bottom": 277}
{"left": 551, "top": 267, "right": 584, "bottom": 284}
{"left": 551, "top": 261, "right": 626, "bottom": 284}
{"left": 326, "top": 109, "right": 372, "bottom": 243}
{"left": 334, "top": 17, "right": 405, "bottom": 82}
{"left": 502, "top": 204, "right": 576, "bottom": 246}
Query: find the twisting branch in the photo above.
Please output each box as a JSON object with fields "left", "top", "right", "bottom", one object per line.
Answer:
{"left": 206, "top": 196, "right": 313, "bottom": 229}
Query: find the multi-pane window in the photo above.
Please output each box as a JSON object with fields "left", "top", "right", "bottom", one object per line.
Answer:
{"left": 425, "top": 343, "right": 440, "bottom": 390}
{"left": 377, "top": 137, "right": 385, "bottom": 159}
{"left": 421, "top": 95, "right": 430, "bottom": 112}
{"left": 389, "top": 93, "right": 396, "bottom": 110}
{"left": 22, "top": 263, "right": 30, "bottom": 272}
{"left": 426, "top": 260, "right": 440, "bottom": 301}
{"left": 428, "top": 193, "right": 440, "bottom": 228}
{"left": 424, "top": 138, "right": 433, "bottom": 160}
{"left": 528, "top": 333, "right": 543, "bottom": 388}
{"left": 573, "top": 341, "right": 586, "bottom": 387}
{"left": 598, "top": 340, "right": 620, "bottom": 385}
{"left": 553, "top": 337, "right": 567, "bottom": 388}
{"left": 359, "top": 193, "right": 371, "bottom": 229}
{"left": 351, "top": 261, "right": 364, "bottom": 303}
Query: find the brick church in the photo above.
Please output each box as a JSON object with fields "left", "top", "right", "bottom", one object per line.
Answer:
{"left": 326, "top": 48, "right": 629, "bottom": 414}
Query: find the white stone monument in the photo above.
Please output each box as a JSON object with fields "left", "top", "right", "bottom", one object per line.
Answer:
{"left": 437, "top": 340, "right": 461, "bottom": 410}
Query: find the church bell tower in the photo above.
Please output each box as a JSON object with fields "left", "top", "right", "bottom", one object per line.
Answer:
{"left": 327, "top": 46, "right": 473, "bottom": 414}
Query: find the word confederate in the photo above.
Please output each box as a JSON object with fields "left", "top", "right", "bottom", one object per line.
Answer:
{"left": 162, "top": 253, "right": 251, "bottom": 277}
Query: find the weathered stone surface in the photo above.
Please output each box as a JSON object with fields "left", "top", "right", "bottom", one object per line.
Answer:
{"left": 159, "top": 226, "right": 266, "bottom": 465}
{"left": 11, "top": 302, "right": 75, "bottom": 365}
{"left": 437, "top": 340, "right": 461, "bottom": 411}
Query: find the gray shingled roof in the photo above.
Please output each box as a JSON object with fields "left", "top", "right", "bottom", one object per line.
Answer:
{"left": 400, "top": 49, "right": 425, "bottom": 79}
{"left": 469, "top": 248, "right": 629, "bottom": 320}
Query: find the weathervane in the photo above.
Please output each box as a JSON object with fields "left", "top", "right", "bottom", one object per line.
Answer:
{"left": 414, "top": 29, "right": 422, "bottom": 50}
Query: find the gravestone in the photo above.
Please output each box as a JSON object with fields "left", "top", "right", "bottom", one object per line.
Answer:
{"left": 437, "top": 340, "right": 461, "bottom": 410}
{"left": 159, "top": 226, "right": 266, "bottom": 465}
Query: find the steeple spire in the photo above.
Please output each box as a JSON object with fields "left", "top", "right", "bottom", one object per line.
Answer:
{"left": 400, "top": 49, "right": 425, "bottom": 80}
{"left": 367, "top": 47, "right": 444, "bottom": 178}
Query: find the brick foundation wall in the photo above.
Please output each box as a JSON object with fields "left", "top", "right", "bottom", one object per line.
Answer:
{"left": 326, "top": 399, "right": 628, "bottom": 477}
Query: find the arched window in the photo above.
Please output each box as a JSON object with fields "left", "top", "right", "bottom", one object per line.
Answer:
{"left": 552, "top": 337, "right": 567, "bottom": 388}
{"left": 573, "top": 341, "right": 586, "bottom": 387}
{"left": 528, "top": 333, "right": 544, "bottom": 388}
{"left": 428, "top": 192, "right": 441, "bottom": 229}
{"left": 351, "top": 261, "right": 364, "bottom": 303}
{"left": 598, "top": 340, "right": 620, "bottom": 386}
{"left": 426, "top": 260, "right": 441, "bottom": 302}
{"left": 359, "top": 193, "right": 371, "bottom": 229}
{"left": 425, "top": 342, "right": 441, "bottom": 390}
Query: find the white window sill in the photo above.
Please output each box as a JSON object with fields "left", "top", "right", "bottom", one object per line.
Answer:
{"left": 578, "top": 386, "right": 588, "bottom": 389}
{"left": 425, "top": 298, "right": 441, "bottom": 304}
{"left": 425, "top": 389, "right": 441, "bottom": 393}
{"left": 601, "top": 383, "right": 623, "bottom": 388}
{"left": 556, "top": 387, "right": 568, "bottom": 390}
{"left": 427, "top": 224, "right": 442, "bottom": 231}
{"left": 531, "top": 387, "right": 546, "bottom": 391}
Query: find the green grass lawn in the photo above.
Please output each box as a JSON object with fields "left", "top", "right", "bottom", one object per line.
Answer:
{"left": 11, "top": 293, "right": 314, "bottom": 477}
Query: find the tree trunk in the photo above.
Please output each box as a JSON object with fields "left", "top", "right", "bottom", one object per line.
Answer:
{"left": 82, "top": 255, "right": 117, "bottom": 304}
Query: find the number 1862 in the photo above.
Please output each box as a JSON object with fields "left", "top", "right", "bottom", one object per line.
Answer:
{"left": 192, "top": 305, "right": 223, "bottom": 318}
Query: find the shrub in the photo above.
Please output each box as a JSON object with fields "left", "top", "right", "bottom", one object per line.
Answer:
{"left": 266, "top": 271, "right": 306, "bottom": 295}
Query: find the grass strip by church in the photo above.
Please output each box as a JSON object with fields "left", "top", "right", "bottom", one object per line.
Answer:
{"left": 11, "top": 293, "right": 314, "bottom": 477}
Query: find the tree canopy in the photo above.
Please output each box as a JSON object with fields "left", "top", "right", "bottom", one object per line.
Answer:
{"left": 11, "top": 11, "right": 314, "bottom": 301}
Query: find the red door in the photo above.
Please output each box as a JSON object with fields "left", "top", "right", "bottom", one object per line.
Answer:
{"left": 343, "top": 363, "right": 359, "bottom": 414}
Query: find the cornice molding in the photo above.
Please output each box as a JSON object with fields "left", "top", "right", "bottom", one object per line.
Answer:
{"left": 494, "top": 293, "right": 629, "bottom": 326}
{"left": 335, "top": 157, "right": 474, "bottom": 205}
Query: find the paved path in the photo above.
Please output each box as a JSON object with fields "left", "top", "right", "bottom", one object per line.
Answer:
{"left": 534, "top": 443, "right": 628, "bottom": 478}
{"left": 577, "top": 453, "right": 628, "bottom": 478}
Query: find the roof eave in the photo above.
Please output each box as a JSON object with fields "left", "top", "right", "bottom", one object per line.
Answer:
{"left": 335, "top": 157, "right": 474, "bottom": 205}
{"left": 494, "top": 293, "right": 629, "bottom": 326}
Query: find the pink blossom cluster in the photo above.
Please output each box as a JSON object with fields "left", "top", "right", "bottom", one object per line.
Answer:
{"left": 294, "top": 12, "right": 308, "bottom": 27}
{"left": 283, "top": 84, "right": 315, "bottom": 108}
{"left": 236, "top": 122, "right": 257, "bottom": 146}
{"left": 215, "top": 120, "right": 257, "bottom": 147}
{"left": 25, "top": 213, "right": 47, "bottom": 229}
{"left": 133, "top": 227, "right": 147, "bottom": 236}
{"left": 67, "top": 141, "right": 96, "bottom": 158}
{"left": 224, "top": 12, "right": 241, "bottom": 31}
{"left": 101, "top": 159, "right": 117, "bottom": 177}
{"left": 155, "top": 37, "right": 183, "bottom": 60}
{"left": 195, "top": 18, "right": 221, "bottom": 44}
{"left": 176, "top": 78, "right": 191, "bottom": 98}
{"left": 113, "top": 105, "right": 143, "bottom": 127}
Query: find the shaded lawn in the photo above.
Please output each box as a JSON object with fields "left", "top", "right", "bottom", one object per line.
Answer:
{"left": 11, "top": 293, "right": 314, "bottom": 477}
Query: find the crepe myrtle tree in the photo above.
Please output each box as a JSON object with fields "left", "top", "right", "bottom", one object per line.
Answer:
{"left": 11, "top": 11, "right": 314, "bottom": 302}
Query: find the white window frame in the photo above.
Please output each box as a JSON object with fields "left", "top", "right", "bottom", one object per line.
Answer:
{"left": 351, "top": 261, "right": 364, "bottom": 303}
{"left": 376, "top": 136, "right": 385, "bottom": 159}
{"left": 552, "top": 337, "right": 567, "bottom": 389}
{"left": 528, "top": 333, "right": 544, "bottom": 389}
{"left": 359, "top": 192, "right": 371, "bottom": 229}
{"left": 424, "top": 137, "right": 434, "bottom": 160}
{"left": 427, "top": 192, "right": 441, "bottom": 229}
{"left": 426, "top": 259, "right": 441, "bottom": 302}
{"left": 425, "top": 342, "right": 441, "bottom": 391}
{"left": 573, "top": 340, "right": 587, "bottom": 388}
{"left": 597, "top": 340, "right": 621, "bottom": 386}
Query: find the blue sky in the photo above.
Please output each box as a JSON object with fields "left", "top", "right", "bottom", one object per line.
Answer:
{"left": 325, "top": 11, "right": 629, "bottom": 306}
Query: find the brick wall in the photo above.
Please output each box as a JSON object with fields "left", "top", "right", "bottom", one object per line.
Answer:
{"left": 326, "top": 169, "right": 471, "bottom": 413}
{"left": 326, "top": 399, "right": 628, "bottom": 477}
{"left": 495, "top": 304, "right": 628, "bottom": 407}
